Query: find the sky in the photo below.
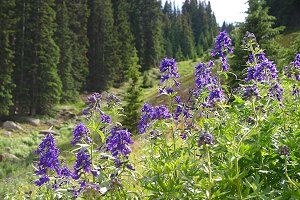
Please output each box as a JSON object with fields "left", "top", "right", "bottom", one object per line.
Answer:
{"left": 162, "top": 0, "right": 248, "bottom": 25}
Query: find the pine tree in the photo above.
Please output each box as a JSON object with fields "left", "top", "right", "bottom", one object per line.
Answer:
{"left": 231, "top": 0, "right": 284, "bottom": 80}
{"left": 140, "top": 0, "right": 163, "bottom": 71}
{"left": 112, "top": 0, "right": 135, "bottom": 87}
{"left": 14, "top": 0, "right": 62, "bottom": 115}
{"left": 122, "top": 50, "right": 142, "bottom": 134}
{"left": 14, "top": 0, "right": 31, "bottom": 114}
{"left": 128, "top": 0, "right": 163, "bottom": 71}
{"left": 34, "top": 0, "right": 62, "bottom": 114}
{"left": 0, "top": 0, "right": 16, "bottom": 116}
{"left": 180, "top": 14, "right": 196, "bottom": 59}
{"left": 87, "top": 0, "right": 120, "bottom": 92}
{"left": 55, "top": 0, "right": 77, "bottom": 102}
{"left": 128, "top": 0, "right": 144, "bottom": 69}
{"left": 66, "top": 0, "right": 89, "bottom": 92}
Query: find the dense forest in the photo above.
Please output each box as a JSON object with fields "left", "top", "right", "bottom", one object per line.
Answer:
{"left": 0, "top": 0, "right": 218, "bottom": 116}
{"left": 1, "top": 0, "right": 300, "bottom": 117}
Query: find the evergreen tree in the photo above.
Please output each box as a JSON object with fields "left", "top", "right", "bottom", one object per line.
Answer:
{"left": 128, "top": 0, "right": 144, "bottom": 69}
{"left": 66, "top": 0, "right": 89, "bottom": 92}
{"left": 55, "top": 0, "right": 77, "bottom": 102}
{"left": 266, "top": 0, "right": 300, "bottom": 29}
{"left": 14, "top": 0, "right": 32, "bottom": 114}
{"left": 140, "top": 0, "right": 163, "bottom": 71}
{"left": 34, "top": 0, "right": 62, "bottom": 114}
{"left": 14, "top": 0, "right": 62, "bottom": 115}
{"left": 162, "top": 1, "right": 173, "bottom": 57}
{"left": 231, "top": 0, "right": 283, "bottom": 78}
{"left": 180, "top": 14, "right": 196, "bottom": 59}
{"left": 87, "top": 0, "right": 120, "bottom": 92}
{"left": 128, "top": 0, "right": 163, "bottom": 71}
{"left": 0, "top": 0, "right": 16, "bottom": 116}
{"left": 112, "top": 0, "right": 135, "bottom": 87}
{"left": 122, "top": 50, "right": 142, "bottom": 134}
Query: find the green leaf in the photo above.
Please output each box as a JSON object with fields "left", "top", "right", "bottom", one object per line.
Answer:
{"left": 96, "top": 129, "right": 105, "bottom": 142}
{"left": 233, "top": 94, "right": 245, "bottom": 104}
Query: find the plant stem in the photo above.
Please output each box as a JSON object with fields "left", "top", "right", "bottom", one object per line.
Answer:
{"left": 285, "top": 157, "right": 299, "bottom": 189}
{"left": 206, "top": 145, "right": 212, "bottom": 199}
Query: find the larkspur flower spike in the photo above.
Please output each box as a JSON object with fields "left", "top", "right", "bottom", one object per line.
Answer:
{"left": 211, "top": 31, "right": 233, "bottom": 71}
{"left": 34, "top": 132, "right": 60, "bottom": 186}
{"left": 159, "top": 58, "right": 181, "bottom": 94}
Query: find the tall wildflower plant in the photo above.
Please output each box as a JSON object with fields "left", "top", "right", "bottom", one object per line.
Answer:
{"left": 32, "top": 31, "right": 300, "bottom": 199}
{"left": 34, "top": 93, "right": 135, "bottom": 199}
{"left": 138, "top": 31, "right": 300, "bottom": 199}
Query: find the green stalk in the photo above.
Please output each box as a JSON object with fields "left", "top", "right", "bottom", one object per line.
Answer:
{"left": 206, "top": 145, "right": 212, "bottom": 200}
{"left": 285, "top": 157, "right": 299, "bottom": 189}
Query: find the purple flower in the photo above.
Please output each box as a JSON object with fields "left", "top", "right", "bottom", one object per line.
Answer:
{"left": 71, "top": 180, "right": 99, "bottom": 198}
{"left": 126, "top": 164, "right": 135, "bottom": 171}
{"left": 243, "top": 31, "right": 257, "bottom": 46}
{"left": 198, "top": 133, "right": 214, "bottom": 146}
{"left": 173, "top": 104, "right": 191, "bottom": 122}
{"left": 34, "top": 132, "right": 60, "bottom": 186}
{"left": 245, "top": 44, "right": 278, "bottom": 83}
{"left": 160, "top": 58, "right": 180, "bottom": 81}
{"left": 285, "top": 54, "right": 300, "bottom": 81}
{"left": 254, "top": 59, "right": 278, "bottom": 83}
{"left": 34, "top": 175, "right": 50, "bottom": 186}
{"left": 206, "top": 88, "right": 225, "bottom": 104}
{"left": 107, "top": 127, "right": 133, "bottom": 165}
{"left": 100, "top": 114, "right": 111, "bottom": 124}
{"left": 211, "top": 31, "right": 233, "bottom": 72}
{"left": 59, "top": 166, "right": 72, "bottom": 178}
{"left": 138, "top": 104, "right": 172, "bottom": 134}
{"left": 278, "top": 145, "right": 290, "bottom": 156}
{"left": 194, "top": 62, "right": 216, "bottom": 90}
{"left": 84, "top": 93, "right": 102, "bottom": 115}
{"left": 174, "top": 96, "right": 181, "bottom": 104}
{"left": 72, "top": 149, "right": 92, "bottom": 180}
{"left": 268, "top": 83, "right": 284, "bottom": 102}
{"left": 243, "top": 85, "right": 261, "bottom": 99}
{"left": 159, "top": 58, "right": 180, "bottom": 94}
{"left": 71, "top": 123, "right": 91, "bottom": 146}
{"left": 106, "top": 94, "right": 122, "bottom": 107}
{"left": 291, "top": 85, "right": 299, "bottom": 96}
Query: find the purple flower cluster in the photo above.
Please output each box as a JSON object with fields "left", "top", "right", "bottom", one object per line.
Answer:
{"left": 268, "top": 83, "right": 284, "bottom": 102}
{"left": 71, "top": 123, "right": 91, "bottom": 146}
{"left": 278, "top": 145, "right": 290, "bottom": 156}
{"left": 106, "top": 93, "right": 122, "bottom": 107}
{"left": 198, "top": 133, "right": 214, "bottom": 146}
{"left": 243, "top": 31, "right": 257, "bottom": 47}
{"left": 159, "top": 58, "right": 180, "bottom": 94}
{"left": 206, "top": 88, "right": 225, "bottom": 105}
{"left": 211, "top": 31, "right": 233, "bottom": 71}
{"left": 83, "top": 93, "right": 102, "bottom": 115}
{"left": 72, "top": 149, "right": 92, "bottom": 180}
{"left": 174, "top": 104, "right": 191, "bottom": 122}
{"left": 100, "top": 114, "right": 112, "bottom": 124}
{"left": 285, "top": 54, "right": 300, "bottom": 95}
{"left": 245, "top": 52, "right": 278, "bottom": 83}
{"left": 285, "top": 54, "right": 300, "bottom": 80}
{"left": 243, "top": 85, "right": 261, "bottom": 99}
{"left": 194, "top": 60, "right": 226, "bottom": 106}
{"left": 194, "top": 61, "right": 217, "bottom": 90}
{"left": 138, "top": 103, "right": 172, "bottom": 134}
{"left": 107, "top": 127, "right": 133, "bottom": 163}
{"left": 34, "top": 132, "right": 60, "bottom": 186}
{"left": 71, "top": 180, "right": 99, "bottom": 198}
